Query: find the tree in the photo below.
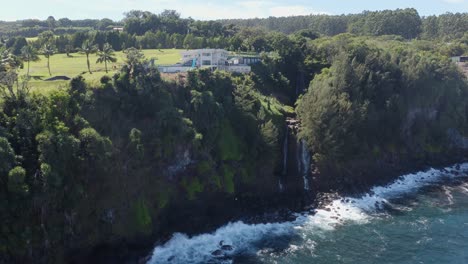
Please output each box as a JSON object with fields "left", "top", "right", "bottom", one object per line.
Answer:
{"left": 96, "top": 43, "right": 117, "bottom": 73}
{"left": 97, "top": 18, "right": 114, "bottom": 30}
{"left": 0, "top": 50, "right": 19, "bottom": 99}
{"left": 123, "top": 47, "right": 144, "bottom": 72}
{"left": 41, "top": 43, "right": 55, "bottom": 76}
{"left": 58, "top": 17, "right": 73, "bottom": 27}
{"left": 37, "top": 30, "right": 55, "bottom": 47}
{"left": 11, "top": 38, "right": 28, "bottom": 56}
{"left": 46, "top": 16, "right": 57, "bottom": 30}
{"left": 78, "top": 41, "right": 98, "bottom": 74}
{"left": 21, "top": 45, "right": 39, "bottom": 77}
{"left": 0, "top": 49, "right": 19, "bottom": 71}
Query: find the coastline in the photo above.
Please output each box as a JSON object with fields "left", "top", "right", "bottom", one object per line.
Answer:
{"left": 73, "top": 153, "right": 467, "bottom": 264}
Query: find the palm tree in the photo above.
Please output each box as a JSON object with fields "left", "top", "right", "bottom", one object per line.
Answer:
{"left": 79, "top": 41, "right": 97, "bottom": 74}
{"left": 96, "top": 43, "right": 117, "bottom": 73}
{"left": 41, "top": 44, "right": 55, "bottom": 76}
{"left": 21, "top": 45, "right": 39, "bottom": 77}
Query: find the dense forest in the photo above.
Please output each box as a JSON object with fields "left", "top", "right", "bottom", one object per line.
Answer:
{"left": 0, "top": 8, "right": 467, "bottom": 264}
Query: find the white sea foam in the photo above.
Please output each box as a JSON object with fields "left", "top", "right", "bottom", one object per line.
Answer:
{"left": 147, "top": 221, "right": 296, "bottom": 264}
{"left": 147, "top": 163, "right": 468, "bottom": 264}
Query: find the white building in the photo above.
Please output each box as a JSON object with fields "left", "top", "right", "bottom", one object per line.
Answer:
{"left": 158, "top": 49, "right": 256, "bottom": 74}
{"left": 181, "top": 49, "right": 229, "bottom": 67}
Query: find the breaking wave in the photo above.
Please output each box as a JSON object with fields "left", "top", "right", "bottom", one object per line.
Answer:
{"left": 147, "top": 163, "right": 468, "bottom": 264}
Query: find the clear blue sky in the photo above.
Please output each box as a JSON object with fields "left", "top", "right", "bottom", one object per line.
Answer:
{"left": 2, "top": 0, "right": 467, "bottom": 21}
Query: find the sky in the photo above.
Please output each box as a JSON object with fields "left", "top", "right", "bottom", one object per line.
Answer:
{"left": 1, "top": 0, "right": 467, "bottom": 21}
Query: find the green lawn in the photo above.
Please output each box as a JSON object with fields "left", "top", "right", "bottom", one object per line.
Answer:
{"left": 20, "top": 49, "right": 183, "bottom": 93}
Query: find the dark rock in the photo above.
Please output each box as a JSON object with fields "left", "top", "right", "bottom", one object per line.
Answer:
{"left": 221, "top": 245, "right": 234, "bottom": 251}
{"left": 167, "top": 255, "right": 175, "bottom": 262}
{"left": 211, "top": 249, "right": 224, "bottom": 256}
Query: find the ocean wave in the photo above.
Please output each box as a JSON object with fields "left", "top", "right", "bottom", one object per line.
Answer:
{"left": 147, "top": 163, "right": 468, "bottom": 264}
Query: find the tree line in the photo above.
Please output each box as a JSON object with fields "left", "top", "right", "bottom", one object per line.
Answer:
{"left": 1, "top": 9, "right": 467, "bottom": 43}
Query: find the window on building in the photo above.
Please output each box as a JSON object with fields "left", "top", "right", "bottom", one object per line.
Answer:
{"left": 202, "top": 60, "right": 212, "bottom": 65}
{"left": 202, "top": 53, "right": 211, "bottom": 56}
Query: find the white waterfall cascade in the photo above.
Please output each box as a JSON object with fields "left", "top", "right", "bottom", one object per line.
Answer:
{"left": 279, "top": 125, "right": 289, "bottom": 192}
{"left": 298, "top": 139, "right": 311, "bottom": 191}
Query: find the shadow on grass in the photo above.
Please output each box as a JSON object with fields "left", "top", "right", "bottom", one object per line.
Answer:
{"left": 30, "top": 75, "right": 43, "bottom": 80}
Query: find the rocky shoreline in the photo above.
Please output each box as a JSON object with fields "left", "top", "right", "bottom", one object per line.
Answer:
{"left": 73, "top": 153, "right": 466, "bottom": 264}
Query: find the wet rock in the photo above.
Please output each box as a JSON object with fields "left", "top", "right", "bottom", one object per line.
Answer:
{"left": 167, "top": 256, "right": 175, "bottom": 262}
{"left": 221, "top": 245, "right": 234, "bottom": 251}
{"left": 211, "top": 249, "right": 224, "bottom": 256}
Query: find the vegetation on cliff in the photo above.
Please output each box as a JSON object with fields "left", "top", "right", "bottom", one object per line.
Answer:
{"left": 0, "top": 8, "right": 467, "bottom": 264}
{"left": 297, "top": 35, "right": 468, "bottom": 180}
{"left": 0, "top": 51, "right": 292, "bottom": 262}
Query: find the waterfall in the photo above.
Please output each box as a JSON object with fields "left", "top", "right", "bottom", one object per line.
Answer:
{"left": 298, "top": 139, "right": 311, "bottom": 191}
{"left": 278, "top": 179, "right": 284, "bottom": 192}
{"left": 282, "top": 126, "right": 289, "bottom": 176}
{"left": 279, "top": 125, "right": 289, "bottom": 192}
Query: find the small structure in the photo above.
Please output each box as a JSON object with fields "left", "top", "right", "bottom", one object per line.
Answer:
{"left": 452, "top": 56, "right": 468, "bottom": 78}
{"left": 452, "top": 56, "right": 468, "bottom": 63}
{"left": 158, "top": 49, "right": 260, "bottom": 74}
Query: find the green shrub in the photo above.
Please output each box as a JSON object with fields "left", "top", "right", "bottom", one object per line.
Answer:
{"left": 217, "top": 120, "right": 243, "bottom": 161}
{"left": 182, "top": 177, "right": 204, "bottom": 200}
{"left": 133, "top": 199, "right": 152, "bottom": 235}
{"left": 222, "top": 165, "right": 235, "bottom": 194}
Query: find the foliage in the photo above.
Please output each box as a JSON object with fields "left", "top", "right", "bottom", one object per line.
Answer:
{"left": 96, "top": 43, "right": 117, "bottom": 73}
{"left": 133, "top": 198, "right": 152, "bottom": 234}
{"left": 20, "top": 45, "right": 39, "bottom": 76}
{"left": 217, "top": 119, "right": 244, "bottom": 161}
{"left": 182, "top": 177, "right": 204, "bottom": 200}
{"left": 40, "top": 43, "right": 56, "bottom": 76}
{"left": 78, "top": 40, "right": 98, "bottom": 74}
{"left": 297, "top": 37, "right": 468, "bottom": 168}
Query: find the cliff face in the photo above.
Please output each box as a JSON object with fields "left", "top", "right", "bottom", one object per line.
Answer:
{"left": 37, "top": 68, "right": 302, "bottom": 264}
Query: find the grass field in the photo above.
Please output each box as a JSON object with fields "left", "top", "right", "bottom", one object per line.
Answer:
{"left": 20, "top": 49, "right": 183, "bottom": 93}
